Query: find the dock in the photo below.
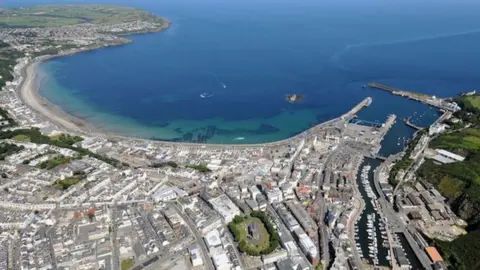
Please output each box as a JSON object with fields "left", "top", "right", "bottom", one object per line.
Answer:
{"left": 403, "top": 118, "right": 424, "bottom": 131}
{"left": 367, "top": 83, "right": 447, "bottom": 110}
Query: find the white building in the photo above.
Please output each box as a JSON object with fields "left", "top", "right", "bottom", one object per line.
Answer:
{"left": 280, "top": 183, "right": 295, "bottom": 200}
{"left": 189, "top": 245, "right": 203, "bottom": 267}
{"left": 294, "top": 228, "right": 318, "bottom": 263}
{"left": 248, "top": 185, "right": 261, "bottom": 199}
{"left": 432, "top": 149, "right": 465, "bottom": 164}
{"left": 212, "top": 252, "right": 232, "bottom": 270}
{"left": 209, "top": 195, "right": 241, "bottom": 223}
{"left": 151, "top": 186, "right": 187, "bottom": 202}
{"left": 429, "top": 123, "right": 449, "bottom": 136}
{"left": 204, "top": 229, "right": 222, "bottom": 252}
{"left": 266, "top": 187, "right": 283, "bottom": 204}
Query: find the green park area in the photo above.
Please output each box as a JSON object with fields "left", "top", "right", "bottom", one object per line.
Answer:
{"left": 0, "top": 5, "right": 165, "bottom": 28}
{"left": 53, "top": 175, "right": 84, "bottom": 190}
{"left": 12, "top": 134, "right": 30, "bottom": 142}
{"left": 0, "top": 128, "right": 126, "bottom": 168}
{"left": 0, "top": 143, "right": 24, "bottom": 160}
{"left": 186, "top": 164, "right": 211, "bottom": 173}
{"left": 50, "top": 134, "right": 84, "bottom": 145}
{"left": 121, "top": 258, "right": 135, "bottom": 270}
{"left": 228, "top": 211, "right": 279, "bottom": 256}
{"left": 38, "top": 154, "right": 74, "bottom": 170}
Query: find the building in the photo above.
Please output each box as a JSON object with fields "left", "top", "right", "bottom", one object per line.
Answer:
{"left": 256, "top": 194, "right": 268, "bottom": 210}
{"left": 188, "top": 244, "right": 203, "bottom": 267}
{"left": 432, "top": 149, "right": 465, "bottom": 164}
{"left": 204, "top": 229, "right": 222, "bottom": 252}
{"left": 266, "top": 187, "right": 283, "bottom": 204}
{"left": 152, "top": 185, "right": 187, "bottom": 202}
{"left": 429, "top": 123, "right": 448, "bottom": 135}
{"left": 286, "top": 201, "right": 317, "bottom": 238}
{"left": 293, "top": 228, "right": 318, "bottom": 264}
{"left": 261, "top": 250, "right": 288, "bottom": 265}
{"left": 276, "top": 204, "right": 300, "bottom": 232}
{"left": 245, "top": 199, "right": 259, "bottom": 211}
{"left": 280, "top": 182, "right": 295, "bottom": 200}
{"left": 212, "top": 252, "right": 232, "bottom": 270}
{"left": 425, "top": 246, "right": 443, "bottom": 264}
{"left": 326, "top": 209, "right": 340, "bottom": 229}
{"left": 393, "top": 247, "right": 410, "bottom": 269}
{"left": 249, "top": 185, "right": 261, "bottom": 199}
{"left": 209, "top": 195, "right": 241, "bottom": 223}
{"left": 163, "top": 207, "right": 183, "bottom": 230}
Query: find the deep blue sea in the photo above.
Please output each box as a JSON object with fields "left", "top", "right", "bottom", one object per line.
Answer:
{"left": 4, "top": 0, "right": 480, "bottom": 149}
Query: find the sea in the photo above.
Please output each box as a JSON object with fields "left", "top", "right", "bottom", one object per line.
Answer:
{"left": 4, "top": 0, "right": 480, "bottom": 152}
{"left": 3, "top": 0, "right": 478, "bottom": 267}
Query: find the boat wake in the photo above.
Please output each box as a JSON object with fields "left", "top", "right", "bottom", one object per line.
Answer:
{"left": 213, "top": 73, "right": 227, "bottom": 89}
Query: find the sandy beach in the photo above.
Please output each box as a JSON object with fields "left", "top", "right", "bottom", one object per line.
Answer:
{"left": 16, "top": 55, "right": 353, "bottom": 148}
{"left": 18, "top": 56, "right": 102, "bottom": 136}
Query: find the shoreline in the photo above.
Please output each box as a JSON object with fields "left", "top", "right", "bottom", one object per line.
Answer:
{"left": 14, "top": 24, "right": 369, "bottom": 148}
{"left": 17, "top": 55, "right": 369, "bottom": 147}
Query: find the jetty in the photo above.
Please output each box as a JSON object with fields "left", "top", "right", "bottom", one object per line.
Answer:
{"left": 403, "top": 118, "right": 424, "bottom": 131}
{"left": 367, "top": 83, "right": 450, "bottom": 111}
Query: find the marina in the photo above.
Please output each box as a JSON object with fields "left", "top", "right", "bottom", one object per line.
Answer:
{"left": 354, "top": 162, "right": 390, "bottom": 267}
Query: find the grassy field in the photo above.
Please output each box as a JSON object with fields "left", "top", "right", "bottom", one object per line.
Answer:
{"left": 438, "top": 175, "right": 465, "bottom": 198}
{"left": 459, "top": 95, "right": 480, "bottom": 112}
{"left": 228, "top": 212, "right": 280, "bottom": 256}
{"left": 0, "top": 5, "right": 165, "bottom": 28}
{"left": 53, "top": 176, "right": 83, "bottom": 190}
{"left": 235, "top": 217, "right": 270, "bottom": 252}
{"left": 121, "top": 258, "right": 135, "bottom": 270}
{"left": 38, "top": 155, "right": 73, "bottom": 170}
{"left": 430, "top": 128, "right": 480, "bottom": 156}
{"left": 13, "top": 134, "right": 30, "bottom": 142}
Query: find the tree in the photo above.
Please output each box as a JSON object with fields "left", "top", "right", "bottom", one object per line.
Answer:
{"left": 233, "top": 215, "right": 244, "bottom": 224}
{"left": 87, "top": 212, "right": 95, "bottom": 222}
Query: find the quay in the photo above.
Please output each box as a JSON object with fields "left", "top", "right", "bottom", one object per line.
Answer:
{"left": 367, "top": 82, "right": 454, "bottom": 111}
{"left": 403, "top": 118, "right": 424, "bottom": 131}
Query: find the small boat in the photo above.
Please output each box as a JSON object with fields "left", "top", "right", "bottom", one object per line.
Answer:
{"left": 200, "top": 92, "right": 214, "bottom": 98}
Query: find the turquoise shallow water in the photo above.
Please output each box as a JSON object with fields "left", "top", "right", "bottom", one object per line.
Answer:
{"left": 17, "top": 0, "right": 480, "bottom": 145}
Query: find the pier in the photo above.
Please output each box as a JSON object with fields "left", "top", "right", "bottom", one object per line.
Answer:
{"left": 369, "top": 154, "right": 387, "bottom": 161}
{"left": 367, "top": 83, "right": 448, "bottom": 110}
{"left": 403, "top": 118, "right": 424, "bottom": 131}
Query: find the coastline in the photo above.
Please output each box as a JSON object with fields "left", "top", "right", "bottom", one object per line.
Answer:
{"left": 14, "top": 20, "right": 368, "bottom": 148}
{"left": 17, "top": 54, "right": 368, "bottom": 148}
